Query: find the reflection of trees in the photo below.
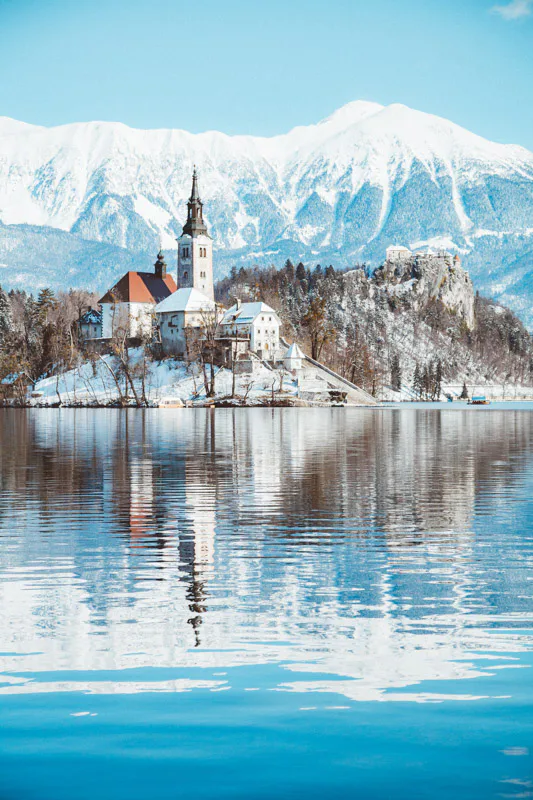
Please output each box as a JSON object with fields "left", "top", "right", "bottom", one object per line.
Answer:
{"left": 2, "top": 407, "right": 533, "bottom": 539}
{"left": 1, "top": 407, "right": 533, "bottom": 690}
{"left": 2, "top": 407, "right": 533, "bottom": 628}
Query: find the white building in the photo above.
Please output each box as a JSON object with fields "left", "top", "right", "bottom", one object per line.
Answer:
{"left": 177, "top": 169, "right": 214, "bottom": 300}
{"left": 155, "top": 288, "right": 217, "bottom": 357}
{"left": 386, "top": 245, "right": 412, "bottom": 263}
{"left": 78, "top": 308, "right": 102, "bottom": 340}
{"left": 284, "top": 342, "right": 306, "bottom": 371}
{"left": 220, "top": 301, "right": 281, "bottom": 360}
{"left": 99, "top": 252, "right": 177, "bottom": 339}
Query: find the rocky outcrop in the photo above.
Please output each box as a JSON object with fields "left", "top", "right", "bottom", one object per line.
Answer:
{"left": 374, "top": 252, "right": 475, "bottom": 329}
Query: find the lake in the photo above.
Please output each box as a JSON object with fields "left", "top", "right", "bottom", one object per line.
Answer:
{"left": 0, "top": 407, "right": 532, "bottom": 799}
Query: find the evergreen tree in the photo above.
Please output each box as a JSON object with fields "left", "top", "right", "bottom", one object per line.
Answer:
{"left": 459, "top": 381, "right": 468, "bottom": 400}
{"left": 283, "top": 259, "right": 295, "bottom": 281}
{"left": 36, "top": 288, "right": 56, "bottom": 325}
{"left": 420, "top": 364, "right": 429, "bottom": 400}
{"left": 434, "top": 359, "right": 443, "bottom": 400}
{"left": 390, "top": 354, "right": 402, "bottom": 392}
{"left": 413, "top": 364, "right": 422, "bottom": 399}
{"left": 0, "top": 285, "right": 12, "bottom": 347}
{"left": 296, "top": 262, "right": 306, "bottom": 281}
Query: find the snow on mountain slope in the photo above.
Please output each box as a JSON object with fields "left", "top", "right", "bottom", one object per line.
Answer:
{"left": 1, "top": 101, "right": 533, "bottom": 321}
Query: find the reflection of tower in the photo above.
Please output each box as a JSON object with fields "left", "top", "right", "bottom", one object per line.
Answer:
{"left": 179, "top": 498, "right": 215, "bottom": 647}
{"left": 178, "top": 413, "right": 217, "bottom": 647}
{"left": 129, "top": 457, "right": 154, "bottom": 543}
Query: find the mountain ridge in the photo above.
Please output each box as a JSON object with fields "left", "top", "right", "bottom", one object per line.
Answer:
{"left": 1, "top": 101, "right": 533, "bottom": 322}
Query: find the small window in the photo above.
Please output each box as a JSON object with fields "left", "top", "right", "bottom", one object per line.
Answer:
{"left": 184, "top": 271, "right": 188, "bottom": 280}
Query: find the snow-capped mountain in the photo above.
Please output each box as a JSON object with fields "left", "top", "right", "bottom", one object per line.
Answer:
{"left": 1, "top": 101, "right": 533, "bottom": 321}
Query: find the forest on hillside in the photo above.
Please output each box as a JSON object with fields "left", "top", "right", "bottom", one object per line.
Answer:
{"left": 216, "top": 260, "right": 533, "bottom": 396}
{"left": 1, "top": 257, "right": 533, "bottom": 402}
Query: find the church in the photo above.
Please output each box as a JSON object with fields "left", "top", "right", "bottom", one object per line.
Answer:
{"left": 94, "top": 169, "right": 282, "bottom": 362}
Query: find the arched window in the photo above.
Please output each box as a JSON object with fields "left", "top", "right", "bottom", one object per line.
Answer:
{"left": 184, "top": 271, "right": 188, "bottom": 280}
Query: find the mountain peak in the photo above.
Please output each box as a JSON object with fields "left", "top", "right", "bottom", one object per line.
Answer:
{"left": 0, "top": 116, "right": 43, "bottom": 135}
{"left": 319, "top": 100, "right": 384, "bottom": 129}
{"left": 0, "top": 101, "right": 532, "bottom": 325}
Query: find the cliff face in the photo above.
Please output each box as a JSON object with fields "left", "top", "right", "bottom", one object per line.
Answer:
{"left": 374, "top": 253, "right": 475, "bottom": 330}
{"left": 217, "top": 255, "right": 532, "bottom": 392}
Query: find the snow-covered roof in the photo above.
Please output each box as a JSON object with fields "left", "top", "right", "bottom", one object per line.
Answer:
{"left": 155, "top": 287, "right": 215, "bottom": 314}
{"left": 387, "top": 245, "right": 411, "bottom": 252}
{"left": 285, "top": 343, "right": 305, "bottom": 359}
{"left": 221, "top": 301, "right": 278, "bottom": 326}
{"left": 79, "top": 309, "right": 102, "bottom": 324}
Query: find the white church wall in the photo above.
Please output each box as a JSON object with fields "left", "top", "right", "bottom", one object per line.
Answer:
{"left": 159, "top": 311, "right": 187, "bottom": 356}
{"left": 101, "top": 302, "right": 154, "bottom": 339}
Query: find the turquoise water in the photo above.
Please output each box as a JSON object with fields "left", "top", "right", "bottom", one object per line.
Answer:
{"left": 0, "top": 407, "right": 532, "bottom": 799}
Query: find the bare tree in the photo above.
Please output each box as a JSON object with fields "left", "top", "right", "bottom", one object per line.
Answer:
{"left": 198, "top": 306, "right": 222, "bottom": 398}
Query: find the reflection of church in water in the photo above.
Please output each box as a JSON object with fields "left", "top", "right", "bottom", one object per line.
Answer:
{"left": 4, "top": 407, "right": 533, "bottom": 691}
{"left": 117, "top": 412, "right": 217, "bottom": 647}
{"left": 22, "top": 407, "right": 532, "bottom": 649}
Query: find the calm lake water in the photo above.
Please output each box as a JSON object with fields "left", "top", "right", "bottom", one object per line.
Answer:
{"left": 1, "top": 407, "right": 532, "bottom": 799}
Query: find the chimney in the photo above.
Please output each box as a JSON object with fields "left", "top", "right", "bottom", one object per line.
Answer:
{"left": 236, "top": 298, "right": 241, "bottom": 310}
{"left": 154, "top": 250, "right": 167, "bottom": 279}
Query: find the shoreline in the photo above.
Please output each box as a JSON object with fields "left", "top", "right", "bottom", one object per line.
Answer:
{"left": 4, "top": 398, "right": 533, "bottom": 410}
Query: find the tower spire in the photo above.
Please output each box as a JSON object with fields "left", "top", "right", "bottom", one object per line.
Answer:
{"left": 182, "top": 167, "right": 208, "bottom": 236}
{"left": 190, "top": 166, "right": 200, "bottom": 202}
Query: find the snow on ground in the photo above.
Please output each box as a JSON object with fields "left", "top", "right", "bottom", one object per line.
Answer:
{"left": 31, "top": 349, "right": 533, "bottom": 407}
{"left": 380, "top": 383, "right": 533, "bottom": 402}
{"left": 33, "top": 349, "right": 299, "bottom": 406}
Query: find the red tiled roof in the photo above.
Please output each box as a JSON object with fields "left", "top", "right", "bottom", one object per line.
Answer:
{"left": 99, "top": 272, "right": 177, "bottom": 304}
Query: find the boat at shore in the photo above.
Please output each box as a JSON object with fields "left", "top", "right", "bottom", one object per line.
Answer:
{"left": 468, "top": 396, "right": 491, "bottom": 405}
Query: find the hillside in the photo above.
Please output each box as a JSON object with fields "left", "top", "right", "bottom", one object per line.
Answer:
{"left": 1, "top": 102, "right": 533, "bottom": 323}
{"left": 216, "top": 253, "right": 533, "bottom": 399}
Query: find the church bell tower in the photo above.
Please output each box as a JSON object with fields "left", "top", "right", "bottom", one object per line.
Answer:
{"left": 177, "top": 168, "right": 214, "bottom": 300}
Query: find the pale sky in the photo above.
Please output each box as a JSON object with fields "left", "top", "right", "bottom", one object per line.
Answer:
{"left": 0, "top": 0, "right": 532, "bottom": 148}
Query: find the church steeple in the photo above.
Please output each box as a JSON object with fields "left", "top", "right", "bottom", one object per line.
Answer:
{"left": 154, "top": 249, "right": 167, "bottom": 279}
{"left": 182, "top": 167, "right": 208, "bottom": 237}
{"left": 177, "top": 167, "right": 214, "bottom": 300}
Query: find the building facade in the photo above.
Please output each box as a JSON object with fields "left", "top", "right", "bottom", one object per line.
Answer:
{"left": 220, "top": 301, "right": 281, "bottom": 360}
{"left": 99, "top": 252, "right": 177, "bottom": 339}
{"left": 386, "top": 245, "right": 412, "bottom": 263}
{"left": 78, "top": 308, "right": 102, "bottom": 340}
{"left": 156, "top": 287, "right": 217, "bottom": 357}
{"left": 177, "top": 169, "right": 214, "bottom": 300}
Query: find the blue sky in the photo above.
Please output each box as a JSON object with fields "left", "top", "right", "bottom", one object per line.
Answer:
{"left": 0, "top": 0, "right": 532, "bottom": 148}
